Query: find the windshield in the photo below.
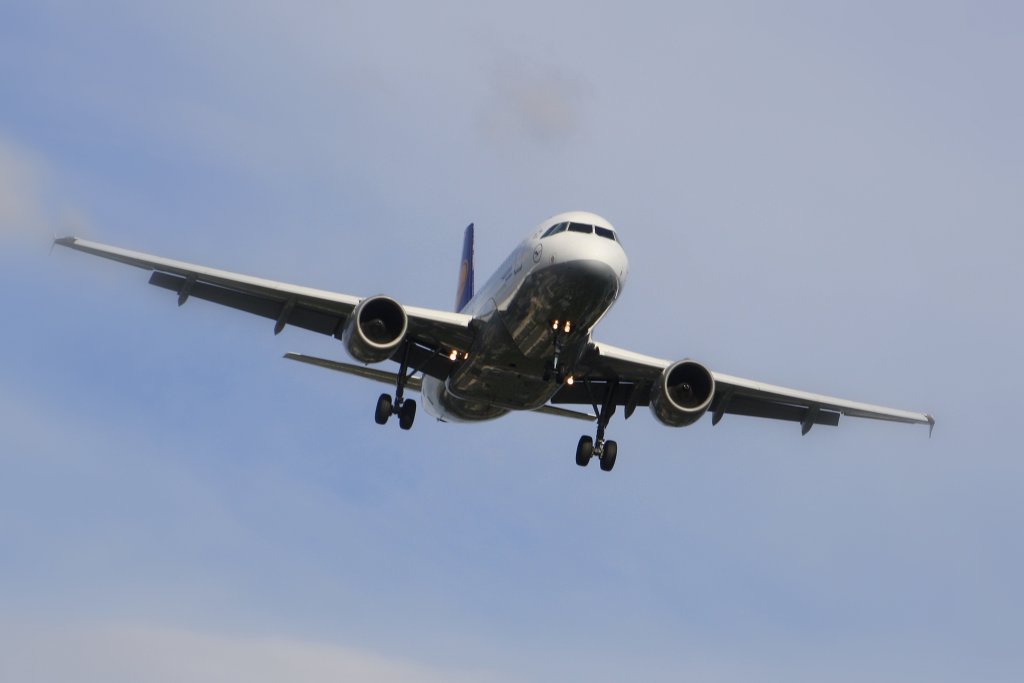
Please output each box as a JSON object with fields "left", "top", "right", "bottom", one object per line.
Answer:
{"left": 541, "top": 221, "right": 618, "bottom": 242}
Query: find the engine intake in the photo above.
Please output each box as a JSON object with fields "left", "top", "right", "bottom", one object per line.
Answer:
{"left": 342, "top": 295, "right": 408, "bottom": 364}
{"left": 649, "top": 360, "right": 715, "bottom": 427}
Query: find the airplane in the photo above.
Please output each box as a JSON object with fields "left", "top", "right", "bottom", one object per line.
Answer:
{"left": 55, "top": 211, "right": 933, "bottom": 472}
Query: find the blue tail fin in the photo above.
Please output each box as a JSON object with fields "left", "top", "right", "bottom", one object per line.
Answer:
{"left": 455, "top": 223, "right": 475, "bottom": 312}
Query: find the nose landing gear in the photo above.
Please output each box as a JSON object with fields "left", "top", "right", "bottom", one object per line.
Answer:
{"left": 575, "top": 379, "right": 619, "bottom": 472}
{"left": 544, "top": 319, "right": 573, "bottom": 383}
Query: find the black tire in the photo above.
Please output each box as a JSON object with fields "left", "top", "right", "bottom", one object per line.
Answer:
{"left": 599, "top": 440, "right": 618, "bottom": 472}
{"left": 398, "top": 399, "right": 417, "bottom": 430}
{"left": 374, "top": 393, "right": 392, "bottom": 425}
{"left": 575, "top": 435, "right": 593, "bottom": 467}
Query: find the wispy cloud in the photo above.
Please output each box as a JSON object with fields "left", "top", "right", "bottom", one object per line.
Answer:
{"left": 0, "top": 621, "right": 500, "bottom": 683}
{"left": 0, "top": 132, "right": 90, "bottom": 244}
{"left": 0, "top": 134, "right": 47, "bottom": 241}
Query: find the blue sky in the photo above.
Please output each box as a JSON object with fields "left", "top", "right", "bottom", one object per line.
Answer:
{"left": 1, "top": 2, "right": 1022, "bottom": 680}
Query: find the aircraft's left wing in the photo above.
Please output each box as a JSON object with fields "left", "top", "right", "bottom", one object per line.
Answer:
{"left": 554, "top": 341, "right": 934, "bottom": 435}
{"left": 54, "top": 237, "right": 476, "bottom": 378}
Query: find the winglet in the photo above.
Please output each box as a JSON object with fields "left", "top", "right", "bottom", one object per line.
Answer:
{"left": 455, "top": 223, "right": 474, "bottom": 312}
{"left": 926, "top": 414, "right": 935, "bottom": 438}
{"left": 53, "top": 236, "right": 77, "bottom": 249}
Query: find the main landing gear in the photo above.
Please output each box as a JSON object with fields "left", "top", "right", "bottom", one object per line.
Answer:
{"left": 575, "top": 380, "right": 619, "bottom": 472}
{"left": 374, "top": 342, "right": 417, "bottom": 430}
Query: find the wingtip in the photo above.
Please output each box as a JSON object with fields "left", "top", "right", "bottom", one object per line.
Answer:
{"left": 53, "top": 236, "right": 77, "bottom": 247}
{"left": 926, "top": 414, "right": 935, "bottom": 437}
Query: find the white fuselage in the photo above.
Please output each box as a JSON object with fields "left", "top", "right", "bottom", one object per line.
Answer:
{"left": 421, "top": 211, "right": 629, "bottom": 422}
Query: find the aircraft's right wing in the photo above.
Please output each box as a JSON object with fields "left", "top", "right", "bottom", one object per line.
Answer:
{"left": 55, "top": 237, "right": 476, "bottom": 379}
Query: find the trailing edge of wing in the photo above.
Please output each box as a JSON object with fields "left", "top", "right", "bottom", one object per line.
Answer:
{"left": 284, "top": 353, "right": 595, "bottom": 422}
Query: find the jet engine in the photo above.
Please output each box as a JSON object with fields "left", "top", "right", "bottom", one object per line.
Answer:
{"left": 342, "top": 295, "right": 408, "bottom": 364}
{"left": 649, "top": 360, "right": 716, "bottom": 427}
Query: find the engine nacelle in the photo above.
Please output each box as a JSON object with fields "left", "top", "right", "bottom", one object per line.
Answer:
{"left": 342, "top": 295, "right": 408, "bottom": 364}
{"left": 649, "top": 360, "right": 716, "bottom": 427}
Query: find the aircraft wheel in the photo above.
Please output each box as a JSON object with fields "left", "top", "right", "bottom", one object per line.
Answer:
{"left": 398, "top": 399, "right": 417, "bottom": 430}
{"left": 575, "top": 435, "right": 593, "bottom": 467}
{"left": 374, "top": 393, "right": 392, "bottom": 425}
{"left": 599, "top": 440, "right": 618, "bottom": 472}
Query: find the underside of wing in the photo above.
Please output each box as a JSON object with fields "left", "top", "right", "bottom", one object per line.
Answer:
{"left": 709, "top": 372, "right": 934, "bottom": 434}
{"left": 56, "top": 237, "right": 476, "bottom": 380}
{"left": 552, "top": 341, "right": 933, "bottom": 434}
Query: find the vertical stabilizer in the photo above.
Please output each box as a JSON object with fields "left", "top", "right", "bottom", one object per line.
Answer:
{"left": 455, "top": 223, "right": 475, "bottom": 312}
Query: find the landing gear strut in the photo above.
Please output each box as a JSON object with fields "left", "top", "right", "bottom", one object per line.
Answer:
{"left": 543, "top": 319, "right": 572, "bottom": 383}
{"left": 374, "top": 342, "right": 417, "bottom": 430}
{"left": 576, "top": 379, "right": 619, "bottom": 472}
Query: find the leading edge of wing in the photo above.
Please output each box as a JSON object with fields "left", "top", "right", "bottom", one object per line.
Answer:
{"left": 589, "top": 341, "right": 934, "bottom": 432}
{"left": 54, "top": 236, "right": 475, "bottom": 346}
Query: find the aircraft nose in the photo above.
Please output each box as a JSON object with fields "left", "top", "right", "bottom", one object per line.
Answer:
{"left": 563, "top": 257, "right": 622, "bottom": 303}
{"left": 583, "top": 241, "right": 628, "bottom": 293}
{"left": 538, "top": 229, "right": 628, "bottom": 295}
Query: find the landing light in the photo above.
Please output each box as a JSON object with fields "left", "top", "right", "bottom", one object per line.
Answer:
{"left": 449, "top": 350, "right": 458, "bottom": 361}
{"left": 563, "top": 321, "right": 572, "bottom": 333}
{"left": 566, "top": 376, "right": 575, "bottom": 386}
{"left": 552, "top": 319, "right": 560, "bottom": 330}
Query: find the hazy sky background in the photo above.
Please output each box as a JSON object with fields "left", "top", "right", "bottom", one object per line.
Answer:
{"left": 2, "top": 2, "right": 1022, "bottom": 681}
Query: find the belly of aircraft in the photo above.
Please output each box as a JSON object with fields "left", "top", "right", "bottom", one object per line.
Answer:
{"left": 445, "top": 315, "right": 556, "bottom": 410}
{"left": 500, "top": 259, "right": 620, "bottom": 358}
{"left": 443, "top": 259, "right": 619, "bottom": 412}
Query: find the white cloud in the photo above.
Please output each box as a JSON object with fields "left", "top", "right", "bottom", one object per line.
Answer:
{"left": 0, "top": 621, "right": 500, "bottom": 683}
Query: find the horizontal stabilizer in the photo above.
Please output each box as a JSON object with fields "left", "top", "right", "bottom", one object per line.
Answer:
{"left": 284, "top": 353, "right": 594, "bottom": 421}
{"left": 284, "top": 353, "right": 423, "bottom": 391}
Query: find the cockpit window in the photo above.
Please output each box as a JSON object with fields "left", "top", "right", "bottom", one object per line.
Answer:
{"left": 541, "top": 222, "right": 568, "bottom": 238}
{"left": 542, "top": 221, "right": 618, "bottom": 240}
